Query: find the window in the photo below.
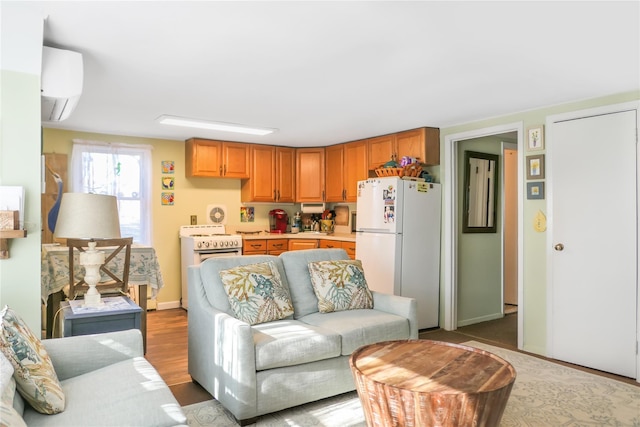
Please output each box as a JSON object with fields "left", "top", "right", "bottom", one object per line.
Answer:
{"left": 71, "top": 140, "right": 152, "bottom": 245}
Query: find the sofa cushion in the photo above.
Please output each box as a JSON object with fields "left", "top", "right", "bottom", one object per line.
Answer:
{"left": 299, "top": 309, "right": 411, "bottom": 355}
{"left": 252, "top": 320, "right": 341, "bottom": 371}
{"left": 308, "top": 259, "right": 373, "bottom": 313}
{"left": 279, "top": 249, "right": 350, "bottom": 319}
{"left": 22, "top": 357, "right": 185, "bottom": 427}
{"left": 199, "top": 255, "right": 289, "bottom": 316}
{"left": 220, "top": 261, "right": 294, "bottom": 325}
{"left": 0, "top": 306, "right": 65, "bottom": 415}
{"left": 1, "top": 351, "right": 27, "bottom": 427}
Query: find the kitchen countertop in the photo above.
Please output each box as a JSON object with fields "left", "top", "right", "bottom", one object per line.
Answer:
{"left": 238, "top": 231, "right": 355, "bottom": 242}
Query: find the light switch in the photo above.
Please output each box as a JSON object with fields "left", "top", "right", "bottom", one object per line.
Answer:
{"left": 534, "top": 210, "right": 546, "bottom": 232}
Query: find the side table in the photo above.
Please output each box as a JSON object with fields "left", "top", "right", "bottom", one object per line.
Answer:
{"left": 59, "top": 296, "right": 144, "bottom": 350}
{"left": 350, "top": 340, "right": 516, "bottom": 427}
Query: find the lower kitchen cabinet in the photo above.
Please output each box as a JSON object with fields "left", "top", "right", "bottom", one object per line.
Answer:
{"left": 267, "top": 239, "right": 288, "bottom": 255}
{"left": 288, "top": 239, "right": 318, "bottom": 251}
{"left": 243, "top": 239, "right": 267, "bottom": 255}
{"left": 319, "top": 240, "right": 356, "bottom": 259}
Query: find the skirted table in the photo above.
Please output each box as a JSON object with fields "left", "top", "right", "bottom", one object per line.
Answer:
{"left": 41, "top": 244, "right": 164, "bottom": 347}
{"left": 350, "top": 340, "right": 516, "bottom": 427}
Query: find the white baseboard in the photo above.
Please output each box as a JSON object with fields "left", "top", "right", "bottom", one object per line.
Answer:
{"left": 156, "top": 300, "right": 181, "bottom": 310}
{"left": 457, "top": 312, "right": 503, "bottom": 327}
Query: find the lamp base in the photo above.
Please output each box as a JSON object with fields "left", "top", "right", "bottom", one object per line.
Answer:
{"left": 83, "top": 292, "right": 103, "bottom": 308}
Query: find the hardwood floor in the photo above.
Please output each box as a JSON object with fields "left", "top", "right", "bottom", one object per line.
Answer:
{"left": 146, "top": 308, "right": 638, "bottom": 407}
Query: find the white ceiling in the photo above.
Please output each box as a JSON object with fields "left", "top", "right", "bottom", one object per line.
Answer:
{"left": 12, "top": 1, "right": 640, "bottom": 147}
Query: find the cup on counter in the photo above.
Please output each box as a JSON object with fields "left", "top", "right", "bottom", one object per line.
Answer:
{"left": 291, "top": 226, "right": 300, "bottom": 234}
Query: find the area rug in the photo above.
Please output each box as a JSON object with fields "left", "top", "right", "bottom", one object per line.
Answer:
{"left": 182, "top": 341, "right": 640, "bottom": 426}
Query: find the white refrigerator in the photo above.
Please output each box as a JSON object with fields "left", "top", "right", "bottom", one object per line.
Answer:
{"left": 355, "top": 177, "right": 441, "bottom": 329}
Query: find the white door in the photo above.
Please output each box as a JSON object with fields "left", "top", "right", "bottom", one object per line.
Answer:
{"left": 549, "top": 108, "right": 637, "bottom": 378}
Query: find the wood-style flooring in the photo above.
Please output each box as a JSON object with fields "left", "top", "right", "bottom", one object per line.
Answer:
{"left": 145, "top": 308, "right": 638, "bottom": 406}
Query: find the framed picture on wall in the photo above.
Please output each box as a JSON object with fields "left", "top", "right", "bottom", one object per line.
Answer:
{"left": 526, "top": 154, "right": 545, "bottom": 180}
{"left": 527, "top": 126, "right": 544, "bottom": 151}
{"left": 527, "top": 182, "right": 545, "bottom": 200}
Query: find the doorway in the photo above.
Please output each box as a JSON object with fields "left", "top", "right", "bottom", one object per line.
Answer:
{"left": 443, "top": 122, "right": 524, "bottom": 349}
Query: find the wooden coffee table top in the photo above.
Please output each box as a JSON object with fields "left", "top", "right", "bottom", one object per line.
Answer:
{"left": 350, "top": 340, "right": 516, "bottom": 394}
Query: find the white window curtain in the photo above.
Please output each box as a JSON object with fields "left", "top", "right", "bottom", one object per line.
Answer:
{"left": 70, "top": 139, "right": 152, "bottom": 245}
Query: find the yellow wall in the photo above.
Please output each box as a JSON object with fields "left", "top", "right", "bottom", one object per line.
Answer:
{"left": 43, "top": 129, "right": 344, "bottom": 307}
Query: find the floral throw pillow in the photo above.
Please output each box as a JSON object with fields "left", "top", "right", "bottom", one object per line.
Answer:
{"left": 307, "top": 260, "right": 373, "bottom": 313}
{"left": 219, "top": 262, "right": 294, "bottom": 325}
{"left": 0, "top": 306, "right": 65, "bottom": 414}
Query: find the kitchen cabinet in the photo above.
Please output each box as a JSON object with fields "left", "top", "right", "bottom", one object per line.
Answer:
{"left": 186, "top": 138, "right": 250, "bottom": 178}
{"left": 325, "top": 140, "right": 368, "bottom": 203}
{"left": 319, "top": 240, "right": 356, "bottom": 259}
{"left": 288, "top": 239, "right": 318, "bottom": 251}
{"left": 367, "top": 127, "right": 440, "bottom": 170}
{"left": 243, "top": 146, "right": 296, "bottom": 202}
{"left": 267, "top": 239, "right": 288, "bottom": 255}
{"left": 296, "top": 148, "right": 325, "bottom": 202}
{"left": 243, "top": 239, "right": 267, "bottom": 255}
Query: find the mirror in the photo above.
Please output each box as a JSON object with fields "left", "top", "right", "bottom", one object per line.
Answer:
{"left": 463, "top": 151, "right": 499, "bottom": 233}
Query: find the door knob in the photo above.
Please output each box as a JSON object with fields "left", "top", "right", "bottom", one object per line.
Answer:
{"left": 554, "top": 243, "right": 564, "bottom": 251}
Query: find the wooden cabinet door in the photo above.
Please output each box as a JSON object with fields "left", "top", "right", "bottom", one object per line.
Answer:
{"left": 296, "top": 148, "right": 325, "bottom": 202}
{"left": 276, "top": 147, "right": 296, "bottom": 203}
{"left": 243, "top": 145, "right": 276, "bottom": 202}
{"left": 243, "top": 239, "right": 267, "bottom": 255}
{"left": 267, "top": 239, "right": 288, "bottom": 255}
{"left": 186, "top": 138, "right": 222, "bottom": 177}
{"left": 288, "top": 239, "right": 318, "bottom": 251}
{"left": 319, "top": 240, "right": 341, "bottom": 249}
{"left": 396, "top": 127, "right": 440, "bottom": 166}
{"left": 222, "top": 142, "right": 250, "bottom": 178}
{"left": 367, "top": 134, "right": 396, "bottom": 170}
{"left": 341, "top": 241, "right": 356, "bottom": 259}
{"left": 324, "top": 144, "right": 345, "bottom": 202}
{"left": 344, "top": 140, "right": 368, "bottom": 202}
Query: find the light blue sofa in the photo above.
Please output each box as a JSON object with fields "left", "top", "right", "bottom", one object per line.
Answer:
{"left": 188, "top": 248, "right": 418, "bottom": 425}
{"left": 2, "top": 329, "right": 186, "bottom": 427}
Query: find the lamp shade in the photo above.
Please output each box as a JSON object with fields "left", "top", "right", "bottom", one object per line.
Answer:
{"left": 53, "top": 193, "right": 121, "bottom": 239}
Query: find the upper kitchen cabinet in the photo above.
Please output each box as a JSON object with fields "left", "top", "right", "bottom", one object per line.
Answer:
{"left": 296, "top": 148, "right": 325, "bottom": 202}
{"left": 185, "top": 138, "right": 250, "bottom": 178}
{"left": 241, "top": 145, "right": 295, "bottom": 203}
{"left": 396, "top": 127, "right": 440, "bottom": 166}
{"left": 325, "top": 140, "right": 368, "bottom": 202}
{"left": 366, "top": 127, "right": 440, "bottom": 170}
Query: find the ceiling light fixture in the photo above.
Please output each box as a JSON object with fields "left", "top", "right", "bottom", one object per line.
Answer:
{"left": 156, "top": 115, "right": 276, "bottom": 136}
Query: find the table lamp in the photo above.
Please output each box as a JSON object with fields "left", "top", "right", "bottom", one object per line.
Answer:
{"left": 53, "top": 193, "right": 121, "bottom": 307}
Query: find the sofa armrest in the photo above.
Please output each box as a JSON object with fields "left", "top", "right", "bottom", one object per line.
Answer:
{"left": 188, "top": 265, "right": 258, "bottom": 420}
{"left": 43, "top": 329, "right": 143, "bottom": 381}
{"left": 372, "top": 292, "right": 418, "bottom": 339}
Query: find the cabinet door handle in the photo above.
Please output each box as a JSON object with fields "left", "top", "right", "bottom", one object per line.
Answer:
{"left": 251, "top": 244, "right": 262, "bottom": 248}
{"left": 223, "top": 165, "right": 227, "bottom": 176}
{"left": 219, "top": 165, "right": 223, "bottom": 176}
{"left": 273, "top": 190, "right": 277, "bottom": 201}
{"left": 322, "top": 190, "right": 325, "bottom": 201}
{"left": 277, "top": 190, "right": 280, "bottom": 201}
{"left": 342, "top": 189, "right": 346, "bottom": 200}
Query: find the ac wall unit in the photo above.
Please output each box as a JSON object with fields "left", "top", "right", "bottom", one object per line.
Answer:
{"left": 41, "top": 46, "right": 83, "bottom": 122}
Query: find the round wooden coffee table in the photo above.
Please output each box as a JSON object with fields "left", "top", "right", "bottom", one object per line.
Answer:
{"left": 349, "top": 340, "right": 516, "bottom": 427}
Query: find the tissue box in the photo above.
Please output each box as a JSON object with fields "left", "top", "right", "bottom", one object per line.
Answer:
{"left": 0, "top": 211, "right": 19, "bottom": 230}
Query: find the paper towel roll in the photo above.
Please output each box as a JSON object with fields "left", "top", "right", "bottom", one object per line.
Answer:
{"left": 300, "top": 203, "right": 325, "bottom": 214}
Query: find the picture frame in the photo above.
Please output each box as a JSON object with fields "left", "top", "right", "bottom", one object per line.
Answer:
{"left": 526, "top": 154, "right": 545, "bottom": 180}
{"left": 527, "top": 126, "right": 544, "bottom": 151}
{"left": 527, "top": 182, "right": 545, "bottom": 200}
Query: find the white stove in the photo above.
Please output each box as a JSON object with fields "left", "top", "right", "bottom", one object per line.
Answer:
{"left": 179, "top": 224, "right": 243, "bottom": 251}
{"left": 179, "top": 224, "right": 243, "bottom": 309}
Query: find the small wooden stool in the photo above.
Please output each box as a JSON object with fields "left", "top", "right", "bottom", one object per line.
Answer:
{"left": 350, "top": 340, "right": 516, "bottom": 427}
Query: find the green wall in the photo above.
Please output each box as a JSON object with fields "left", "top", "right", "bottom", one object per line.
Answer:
{"left": 0, "top": 7, "right": 44, "bottom": 333}
{"left": 457, "top": 136, "right": 506, "bottom": 325}
{"left": 439, "top": 90, "right": 640, "bottom": 355}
